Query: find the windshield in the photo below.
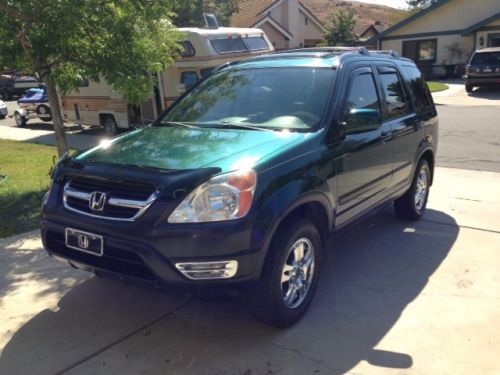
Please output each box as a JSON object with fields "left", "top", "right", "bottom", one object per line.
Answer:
{"left": 161, "top": 67, "right": 335, "bottom": 132}
{"left": 470, "top": 51, "right": 500, "bottom": 65}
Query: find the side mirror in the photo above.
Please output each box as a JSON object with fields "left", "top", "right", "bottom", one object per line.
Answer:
{"left": 346, "top": 108, "right": 380, "bottom": 134}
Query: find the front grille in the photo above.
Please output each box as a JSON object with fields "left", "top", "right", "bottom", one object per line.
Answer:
{"left": 46, "top": 230, "right": 156, "bottom": 281}
{"left": 63, "top": 176, "right": 157, "bottom": 221}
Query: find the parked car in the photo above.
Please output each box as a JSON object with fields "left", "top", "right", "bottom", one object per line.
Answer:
{"left": 0, "top": 99, "right": 7, "bottom": 119}
{"left": 464, "top": 47, "right": 500, "bottom": 93}
{"left": 41, "top": 47, "right": 438, "bottom": 327}
{"left": 0, "top": 72, "right": 39, "bottom": 100}
{"left": 13, "top": 85, "right": 51, "bottom": 127}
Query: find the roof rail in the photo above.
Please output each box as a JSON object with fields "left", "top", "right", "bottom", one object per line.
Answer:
{"left": 275, "top": 47, "right": 371, "bottom": 56}
{"left": 371, "top": 50, "right": 400, "bottom": 58}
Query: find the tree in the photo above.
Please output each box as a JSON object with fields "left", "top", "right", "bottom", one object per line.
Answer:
{"left": 323, "top": 8, "right": 358, "bottom": 47}
{"left": 0, "top": 1, "right": 182, "bottom": 157}
{"left": 170, "top": 0, "right": 240, "bottom": 27}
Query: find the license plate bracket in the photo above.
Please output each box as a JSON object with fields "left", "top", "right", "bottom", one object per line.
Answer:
{"left": 65, "top": 228, "right": 104, "bottom": 256}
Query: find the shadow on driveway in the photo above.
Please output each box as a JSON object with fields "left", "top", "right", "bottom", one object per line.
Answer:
{"left": 468, "top": 85, "right": 500, "bottom": 100}
{"left": 0, "top": 210, "right": 459, "bottom": 374}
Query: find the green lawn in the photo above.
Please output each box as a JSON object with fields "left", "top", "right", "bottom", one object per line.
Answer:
{"left": 0, "top": 140, "right": 59, "bottom": 238}
{"left": 427, "top": 81, "right": 449, "bottom": 92}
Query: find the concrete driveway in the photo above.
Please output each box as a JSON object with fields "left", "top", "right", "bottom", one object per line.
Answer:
{"left": 0, "top": 167, "right": 499, "bottom": 375}
{"left": 432, "top": 81, "right": 500, "bottom": 106}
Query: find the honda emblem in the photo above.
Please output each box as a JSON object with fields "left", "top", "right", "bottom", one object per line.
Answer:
{"left": 89, "top": 191, "right": 107, "bottom": 211}
{"left": 78, "top": 234, "right": 89, "bottom": 249}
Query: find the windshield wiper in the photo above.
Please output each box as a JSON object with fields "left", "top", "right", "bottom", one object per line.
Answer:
{"left": 215, "top": 122, "right": 269, "bottom": 131}
{"left": 154, "top": 121, "right": 200, "bottom": 129}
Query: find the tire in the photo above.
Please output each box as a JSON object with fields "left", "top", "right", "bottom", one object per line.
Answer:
{"left": 465, "top": 84, "right": 474, "bottom": 93}
{"left": 1, "top": 90, "right": 11, "bottom": 101}
{"left": 102, "top": 115, "right": 119, "bottom": 136}
{"left": 394, "top": 159, "right": 431, "bottom": 221}
{"left": 36, "top": 104, "right": 52, "bottom": 122}
{"left": 250, "top": 219, "right": 322, "bottom": 328}
{"left": 0, "top": 115, "right": 5, "bottom": 120}
{"left": 14, "top": 112, "right": 27, "bottom": 127}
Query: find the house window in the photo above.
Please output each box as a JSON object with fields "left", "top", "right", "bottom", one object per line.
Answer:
{"left": 403, "top": 39, "right": 437, "bottom": 63}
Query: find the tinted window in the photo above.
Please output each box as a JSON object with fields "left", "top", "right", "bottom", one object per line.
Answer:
{"left": 244, "top": 37, "right": 269, "bottom": 51}
{"left": 163, "top": 68, "right": 335, "bottom": 132}
{"left": 470, "top": 51, "right": 500, "bottom": 65}
{"left": 345, "top": 73, "right": 381, "bottom": 133}
{"left": 179, "top": 41, "right": 196, "bottom": 57}
{"left": 180, "top": 71, "right": 199, "bottom": 89}
{"left": 379, "top": 71, "right": 409, "bottom": 120}
{"left": 403, "top": 66, "right": 433, "bottom": 113}
{"left": 211, "top": 38, "right": 247, "bottom": 54}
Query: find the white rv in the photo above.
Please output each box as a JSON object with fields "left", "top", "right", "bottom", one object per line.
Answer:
{"left": 61, "top": 27, "right": 274, "bottom": 135}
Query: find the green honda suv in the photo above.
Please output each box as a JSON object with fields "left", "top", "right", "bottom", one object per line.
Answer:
{"left": 41, "top": 48, "right": 438, "bottom": 327}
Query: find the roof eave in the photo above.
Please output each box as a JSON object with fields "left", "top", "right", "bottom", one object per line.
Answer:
{"left": 367, "top": 0, "right": 451, "bottom": 43}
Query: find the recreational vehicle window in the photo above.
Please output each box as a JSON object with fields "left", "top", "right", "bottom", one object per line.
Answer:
{"left": 244, "top": 37, "right": 269, "bottom": 51}
{"left": 210, "top": 37, "right": 247, "bottom": 54}
{"left": 179, "top": 41, "right": 196, "bottom": 57}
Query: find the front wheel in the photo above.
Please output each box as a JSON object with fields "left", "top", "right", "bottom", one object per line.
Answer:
{"left": 394, "top": 159, "right": 431, "bottom": 220}
{"left": 250, "top": 219, "right": 322, "bottom": 327}
{"left": 465, "top": 84, "right": 474, "bottom": 93}
{"left": 14, "top": 112, "right": 27, "bottom": 127}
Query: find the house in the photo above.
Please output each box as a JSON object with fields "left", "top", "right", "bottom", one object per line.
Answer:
{"left": 359, "top": 21, "right": 385, "bottom": 41}
{"left": 368, "top": 0, "right": 500, "bottom": 76}
{"left": 231, "top": 0, "right": 325, "bottom": 49}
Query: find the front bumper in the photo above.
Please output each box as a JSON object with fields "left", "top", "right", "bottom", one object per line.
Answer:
{"left": 41, "top": 217, "right": 265, "bottom": 290}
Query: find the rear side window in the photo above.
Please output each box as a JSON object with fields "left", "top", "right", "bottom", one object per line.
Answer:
{"left": 470, "top": 51, "right": 500, "bottom": 65}
{"left": 402, "top": 66, "right": 434, "bottom": 114}
{"left": 378, "top": 69, "right": 410, "bottom": 120}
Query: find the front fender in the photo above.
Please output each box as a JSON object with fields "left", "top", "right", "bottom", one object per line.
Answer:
{"left": 249, "top": 177, "right": 335, "bottom": 278}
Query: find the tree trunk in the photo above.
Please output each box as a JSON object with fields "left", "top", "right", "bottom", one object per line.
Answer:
{"left": 45, "top": 78, "right": 69, "bottom": 157}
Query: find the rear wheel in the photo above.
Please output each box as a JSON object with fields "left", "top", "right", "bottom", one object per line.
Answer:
{"left": 394, "top": 159, "right": 431, "bottom": 220}
{"left": 14, "top": 112, "right": 27, "bottom": 127}
{"left": 465, "top": 84, "right": 474, "bottom": 93}
{"left": 250, "top": 219, "right": 322, "bottom": 327}
{"left": 36, "top": 104, "right": 52, "bottom": 122}
{"left": 102, "top": 115, "right": 118, "bottom": 136}
{"left": 1, "top": 90, "right": 11, "bottom": 101}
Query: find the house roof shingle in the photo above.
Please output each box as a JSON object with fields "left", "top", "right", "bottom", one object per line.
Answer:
{"left": 231, "top": 0, "right": 276, "bottom": 28}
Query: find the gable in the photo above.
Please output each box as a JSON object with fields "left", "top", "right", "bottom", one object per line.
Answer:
{"left": 379, "top": 0, "right": 500, "bottom": 38}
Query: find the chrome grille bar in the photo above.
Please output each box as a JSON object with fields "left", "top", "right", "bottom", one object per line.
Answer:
{"left": 63, "top": 181, "right": 158, "bottom": 221}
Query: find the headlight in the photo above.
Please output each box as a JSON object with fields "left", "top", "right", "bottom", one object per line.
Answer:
{"left": 168, "top": 169, "right": 257, "bottom": 223}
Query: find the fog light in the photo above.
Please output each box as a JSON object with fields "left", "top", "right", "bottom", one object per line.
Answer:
{"left": 175, "top": 260, "right": 238, "bottom": 280}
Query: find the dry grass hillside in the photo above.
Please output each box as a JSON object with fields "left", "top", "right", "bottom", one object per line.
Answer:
{"left": 303, "top": 0, "right": 410, "bottom": 35}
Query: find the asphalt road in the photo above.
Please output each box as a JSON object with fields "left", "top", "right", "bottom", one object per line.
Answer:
{"left": 436, "top": 105, "right": 500, "bottom": 173}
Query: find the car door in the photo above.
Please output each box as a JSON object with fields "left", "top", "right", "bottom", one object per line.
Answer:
{"left": 376, "top": 65, "right": 423, "bottom": 191}
{"left": 335, "top": 66, "right": 394, "bottom": 226}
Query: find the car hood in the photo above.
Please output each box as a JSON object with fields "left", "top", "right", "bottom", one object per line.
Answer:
{"left": 75, "top": 126, "right": 308, "bottom": 173}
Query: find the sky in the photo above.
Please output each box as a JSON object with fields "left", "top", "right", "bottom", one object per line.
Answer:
{"left": 357, "top": 0, "right": 409, "bottom": 9}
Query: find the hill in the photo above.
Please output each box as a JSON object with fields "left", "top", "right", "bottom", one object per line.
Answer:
{"left": 302, "top": 0, "right": 410, "bottom": 36}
